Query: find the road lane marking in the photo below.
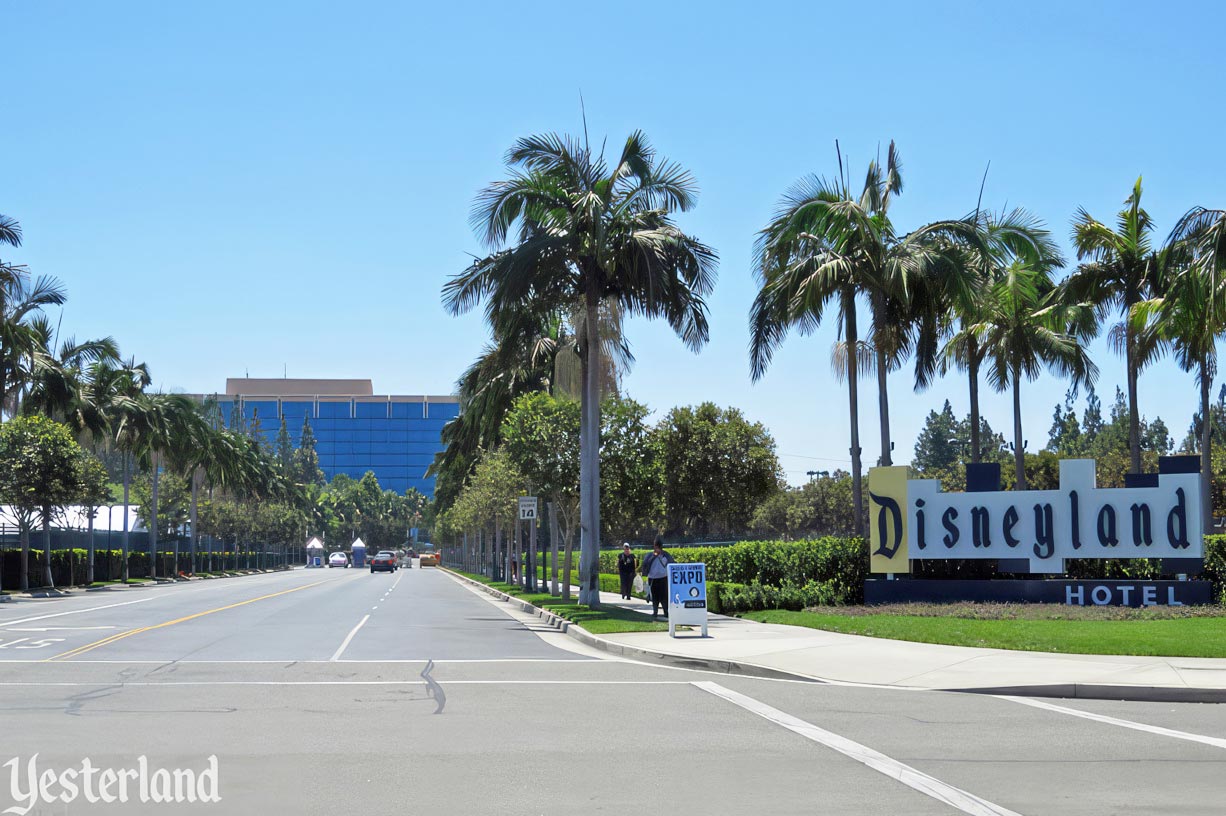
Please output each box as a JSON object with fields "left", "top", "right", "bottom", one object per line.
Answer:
{"left": 0, "top": 657, "right": 596, "bottom": 664}
{"left": 694, "top": 682, "right": 1021, "bottom": 816}
{"left": 1000, "top": 695, "right": 1226, "bottom": 750}
{"left": 0, "top": 597, "right": 157, "bottom": 627}
{"left": 330, "top": 615, "right": 370, "bottom": 662}
{"left": 44, "top": 580, "right": 327, "bottom": 662}
{"left": 4, "top": 626, "right": 118, "bottom": 632}
{"left": 0, "top": 680, "right": 691, "bottom": 686}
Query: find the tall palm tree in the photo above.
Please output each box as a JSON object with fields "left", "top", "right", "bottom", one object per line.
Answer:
{"left": 109, "top": 360, "right": 154, "bottom": 582}
{"left": 1157, "top": 206, "right": 1226, "bottom": 525}
{"left": 18, "top": 326, "right": 120, "bottom": 586}
{"left": 0, "top": 274, "right": 66, "bottom": 420}
{"left": 0, "top": 214, "right": 23, "bottom": 294}
{"left": 940, "top": 208, "right": 1063, "bottom": 463}
{"left": 443, "top": 131, "right": 716, "bottom": 605}
{"left": 751, "top": 142, "right": 978, "bottom": 532}
{"left": 430, "top": 298, "right": 631, "bottom": 511}
{"left": 1061, "top": 178, "right": 1166, "bottom": 474}
{"left": 971, "top": 261, "right": 1097, "bottom": 489}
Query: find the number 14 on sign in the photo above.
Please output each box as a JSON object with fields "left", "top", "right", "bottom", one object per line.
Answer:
{"left": 518, "top": 497, "right": 538, "bottom": 521}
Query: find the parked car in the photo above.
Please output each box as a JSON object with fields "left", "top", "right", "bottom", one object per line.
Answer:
{"left": 328, "top": 552, "right": 349, "bottom": 568}
{"left": 370, "top": 551, "right": 397, "bottom": 573}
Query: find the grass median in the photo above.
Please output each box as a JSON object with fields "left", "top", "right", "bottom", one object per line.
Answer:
{"left": 744, "top": 603, "right": 1226, "bottom": 658}
{"left": 450, "top": 569, "right": 667, "bottom": 634}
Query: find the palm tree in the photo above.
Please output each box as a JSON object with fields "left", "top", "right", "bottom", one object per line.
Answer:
{"left": 443, "top": 131, "right": 716, "bottom": 605}
{"left": 971, "top": 261, "right": 1097, "bottom": 489}
{"left": 1061, "top": 178, "right": 1166, "bottom": 474}
{"left": 0, "top": 274, "right": 66, "bottom": 420}
{"left": 0, "top": 214, "right": 23, "bottom": 294}
{"left": 108, "top": 360, "right": 154, "bottom": 582}
{"left": 18, "top": 326, "right": 120, "bottom": 586}
{"left": 1156, "top": 206, "right": 1226, "bottom": 525}
{"left": 430, "top": 298, "right": 631, "bottom": 511}
{"left": 940, "top": 208, "right": 1063, "bottom": 463}
{"left": 750, "top": 142, "right": 978, "bottom": 532}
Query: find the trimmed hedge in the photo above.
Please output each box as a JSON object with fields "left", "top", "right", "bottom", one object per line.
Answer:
{"left": 601, "top": 537, "right": 868, "bottom": 589}
{"left": 0, "top": 547, "right": 285, "bottom": 590}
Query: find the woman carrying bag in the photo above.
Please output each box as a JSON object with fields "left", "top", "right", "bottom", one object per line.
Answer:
{"left": 639, "top": 538, "right": 675, "bottom": 620}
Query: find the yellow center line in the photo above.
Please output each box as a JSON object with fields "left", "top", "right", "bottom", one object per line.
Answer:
{"left": 45, "top": 580, "right": 328, "bottom": 662}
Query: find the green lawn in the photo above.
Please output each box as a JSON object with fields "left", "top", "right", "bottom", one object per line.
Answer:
{"left": 744, "top": 608, "right": 1226, "bottom": 657}
{"left": 450, "top": 569, "right": 667, "bottom": 634}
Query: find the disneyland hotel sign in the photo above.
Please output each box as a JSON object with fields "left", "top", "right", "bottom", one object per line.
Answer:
{"left": 867, "top": 459, "right": 1203, "bottom": 576}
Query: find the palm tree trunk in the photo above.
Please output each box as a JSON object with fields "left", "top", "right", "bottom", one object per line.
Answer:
{"left": 19, "top": 524, "right": 28, "bottom": 590}
{"left": 190, "top": 470, "right": 199, "bottom": 576}
{"left": 562, "top": 524, "right": 574, "bottom": 603}
{"left": 578, "top": 285, "right": 602, "bottom": 606}
{"left": 150, "top": 452, "right": 159, "bottom": 579}
{"left": 1127, "top": 344, "right": 1141, "bottom": 475}
{"left": 121, "top": 453, "right": 130, "bottom": 583}
{"left": 968, "top": 350, "right": 982, "bottom": 464}
{"left": 41, "top": 510, "right": 54, "bottom": 588}
{"left": 1012, "top": 364, "right": 1026, "bottom": 491}
{"left": 844, "top": 288, "right": 864, "bottom": 537}
{"left": 874, "top": 297, "right": 892, "bottom": 467}
{"left": 86, "top": 510, "right": 95, "bottom": 585}
{"left": 1201, "top": 363, "right": 1213, "bottom": 529}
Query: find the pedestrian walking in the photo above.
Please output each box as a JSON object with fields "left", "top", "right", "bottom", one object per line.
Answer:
{"left": 641, "top": 538, "right": 674, "bottom": 620}
{"left": 617, "top": 543, "right": 638, "bottom": 600}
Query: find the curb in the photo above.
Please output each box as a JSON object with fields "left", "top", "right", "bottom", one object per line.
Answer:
{"left": 442, "top": 568, "right": 1226, "bottom": 703}
{"left": 954, "top": 684, "right": 1226, "bottom": 704}
{"left": 442, "top": 568, "right": 817, "bottom": 683}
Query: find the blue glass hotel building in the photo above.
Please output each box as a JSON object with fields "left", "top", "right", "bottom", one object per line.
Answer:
{"left": 209, "top": 379, "right": 459, "bottom": 497}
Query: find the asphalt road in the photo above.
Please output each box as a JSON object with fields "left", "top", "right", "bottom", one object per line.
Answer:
{"left": 1, "top": 567, "right": 1224, "bottom": 815}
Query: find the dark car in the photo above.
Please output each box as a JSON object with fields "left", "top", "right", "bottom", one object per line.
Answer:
{"left": 370, "top": 551, "right": 397, "bottom": 573}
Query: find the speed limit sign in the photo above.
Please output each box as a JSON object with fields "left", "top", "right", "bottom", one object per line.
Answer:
{"left": 518, "top": 497, "right": 538, "bottom": 521}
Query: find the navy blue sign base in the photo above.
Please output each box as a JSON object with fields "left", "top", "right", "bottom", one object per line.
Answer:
{"left": 864, "top": 579, "right": 1211, "bottom": 607}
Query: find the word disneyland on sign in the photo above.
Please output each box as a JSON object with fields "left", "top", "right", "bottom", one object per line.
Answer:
{"left": 868, "top": 458, "right": 1203, "bottom": 574}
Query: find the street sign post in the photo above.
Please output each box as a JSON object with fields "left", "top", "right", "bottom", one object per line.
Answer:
{"left": 667, "top": 562, "right": 708, "bottom": 638}
{"left": 518, "top": 497, "right": 538, "bottom": 590}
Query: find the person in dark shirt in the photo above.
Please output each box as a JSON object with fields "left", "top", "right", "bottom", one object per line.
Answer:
{"left": 640, "top": 538, "right": 675, "bottom": 620}
{"left": 616, "top": 543, "right": 638, "bottom": 600}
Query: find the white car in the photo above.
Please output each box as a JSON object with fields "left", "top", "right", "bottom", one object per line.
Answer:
{"left": 328, "top": 552, "right": 349, "bottom": 568}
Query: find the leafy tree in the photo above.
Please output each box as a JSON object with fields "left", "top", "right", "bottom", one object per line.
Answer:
{"left": 275, "top": 416, "right": 294, "bottom": 474}
{"left": 500, "top": 391, "right": 581, "bottom": 597}
{"left": 751, "top": 472, "right": 856, "bottom": 539}
{"left": 0, "top": 416, "right": 103, "bottom": 587}
{"left": 912, "top": 400, "right": 960, "bottom": 472}
{"left": 443, "top": 448, "right": 526, "bottom": 577}
{"left": 653, "top": 403, "right": 781, "bottom": 538}
{"left": 445, "top": 131, "right": 717, "bottom": 605}
{"left": 132, "top": 471, "right": 191, "bottom": 544}
{"left": 599, "top": 396, "right": 662, "bottom": 544}
{"left": 294, "top": 416, "right": 324, "bottom": 486}
{"left": 1047, "top": 389, "right": 1084, "bottom": 457}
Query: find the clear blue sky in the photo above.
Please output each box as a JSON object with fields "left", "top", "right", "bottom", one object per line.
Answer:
{"left": 6, "top": 1, "right": 1225, "bottom": 483}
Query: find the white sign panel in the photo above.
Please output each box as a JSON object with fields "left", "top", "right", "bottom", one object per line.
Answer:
{"left": 899, "top": 459, "right": 1202, "bottom": 573}
{"left": 667, "top": 562, "right": 708, "bottom": 637}
{"left": 518, "top": 497, "right": 538, "bottom": 521}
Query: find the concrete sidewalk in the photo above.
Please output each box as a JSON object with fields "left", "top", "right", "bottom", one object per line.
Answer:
{"left": 448, "top": 570, "right": 1226, "bottom": 701}
{"left": 588, "top": 588, "right": 1226, "bottom": 701}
